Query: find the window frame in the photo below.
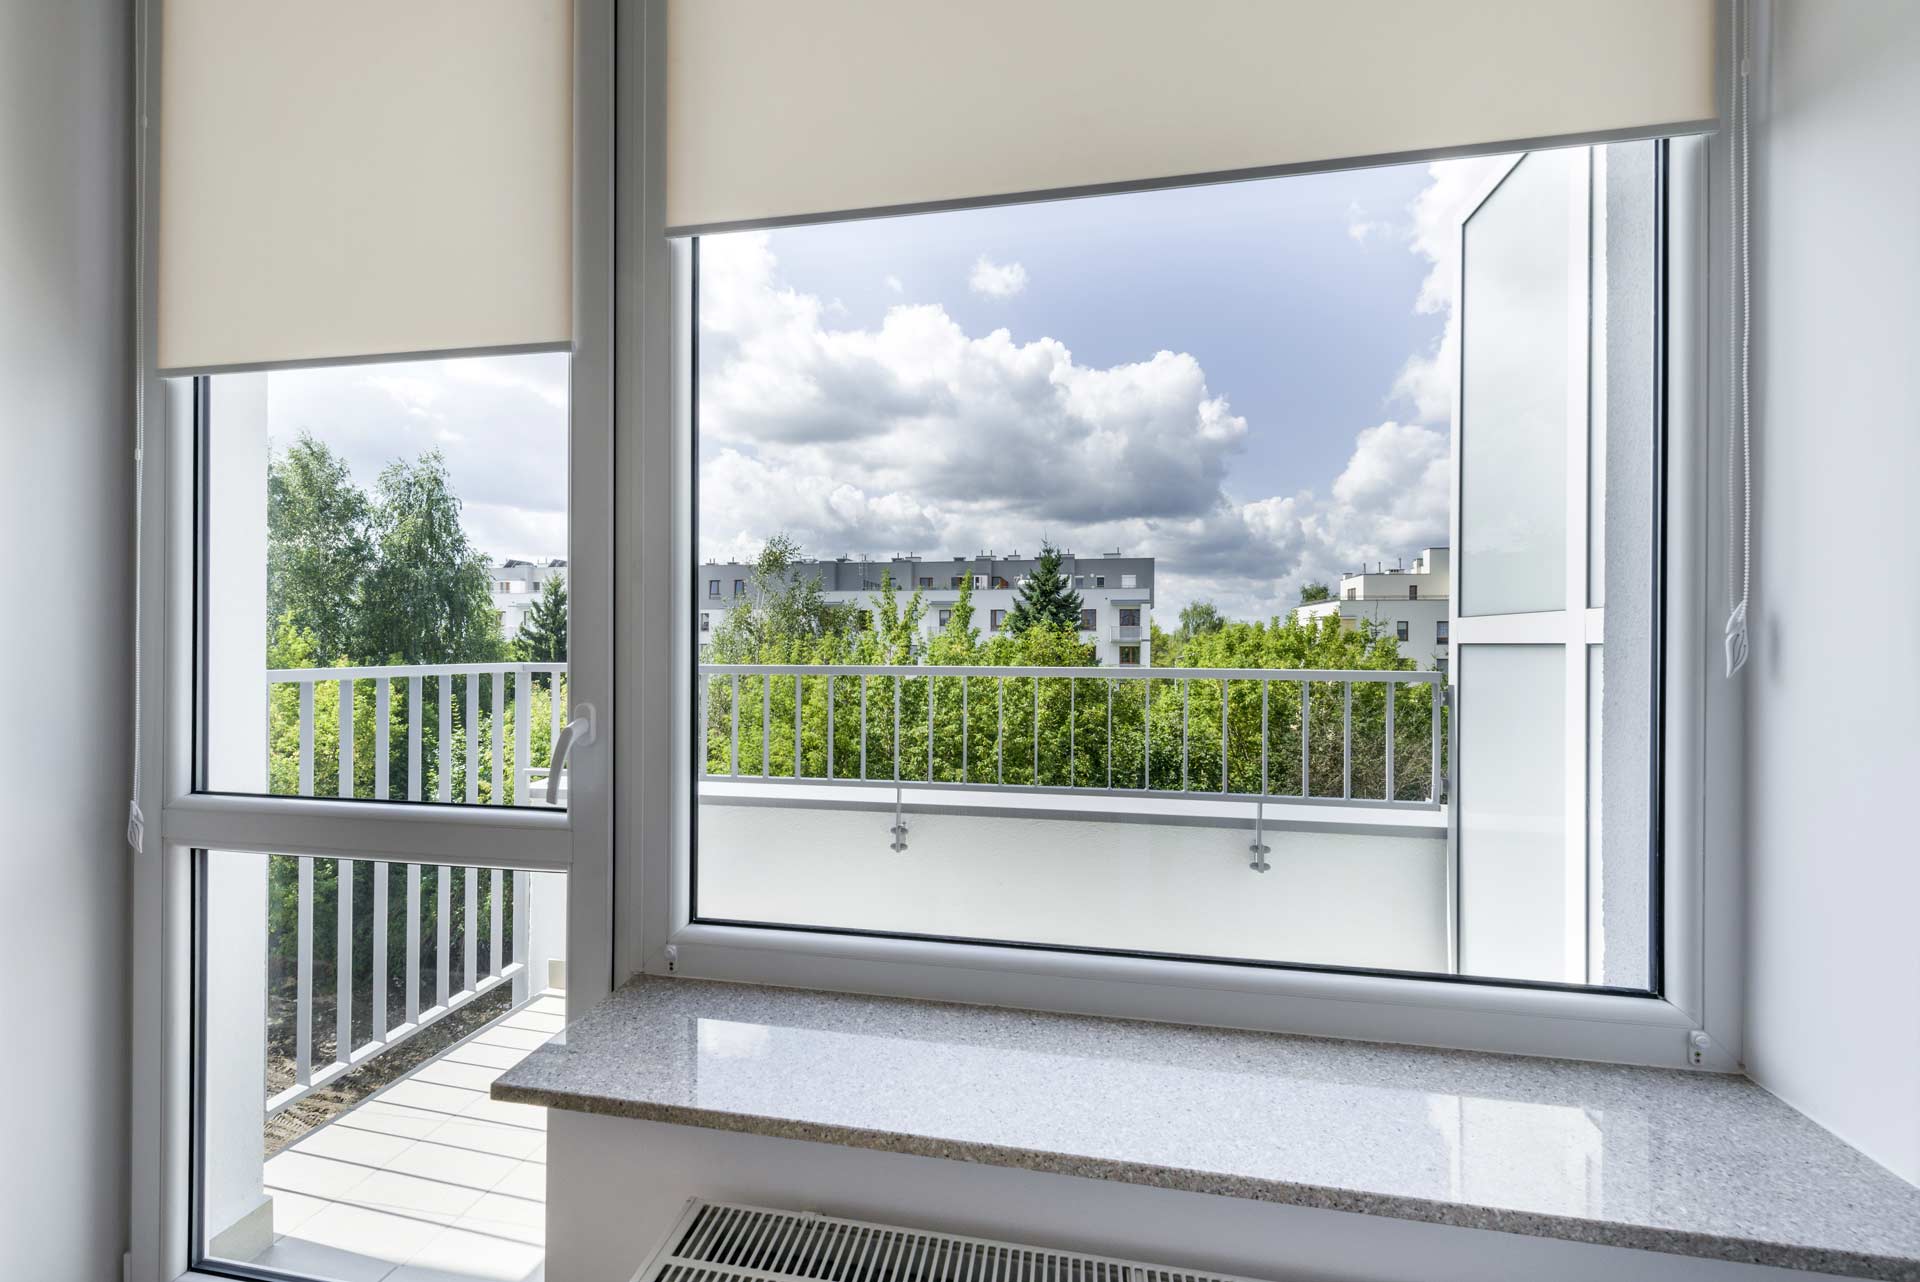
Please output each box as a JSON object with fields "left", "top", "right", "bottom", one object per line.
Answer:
{"left": 127, "top": 4, "right": 618, "bottom": 1280}
{"left": 621, "top": 14, "right": 1735, "bottom": 1073}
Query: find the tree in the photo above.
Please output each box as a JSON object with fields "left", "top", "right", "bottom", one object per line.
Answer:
{"left": 710, "top": 533, "right": 860, "bottom": 662}
{"left": 356, "top": 451, "right": 506, "bottom": 665}
{"left": 1176, "top": 600, "right": 1225, "bottom": 640}
{"left": 1004, "top": 542, "right": 1083, "bottom": 635}
{"left": 1298, "top": 581, "right": 1333, "bottom": 604}
{"left": 267, "top": 434, "right": 372, "bottom": 661}
{"left": 926, "top": 572, "right": 980, "bottom": 666}
{"left": 513, "top": 571, "right": 568, "bottom": 686}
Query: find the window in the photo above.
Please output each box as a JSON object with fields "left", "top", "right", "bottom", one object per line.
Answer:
{"left": 701, "top": 613, "right": 711, "bottom": 632}
{"left": 689, "top": 140, "right": 1669, "bottom": 1001}
{"left": 1409, "top": 584, "right": 1418, "bottom": 600}
{"left": 949, "top": 576, "right": 964, "bottom": 589}
{"left": 1436, "top": 620, "right": 1449, "bottom": 645}
{"left": 919, "top": 576, "right": 933, "bottom": 588}
{"left": 734, "top": 578, "right": 746, "bottom": 596}
{"left": 708, "top": 579, "right": 720, "bottom": 598}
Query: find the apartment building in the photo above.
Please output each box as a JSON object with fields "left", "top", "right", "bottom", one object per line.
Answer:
{"left": 1292, "top": 546, "right": 1450, "bottom": 669}
{"left": 488, "top": 558, "right": 567, "bottom": 638}
{"left": 698, "top": 550, "right": 1155, "bottom": 665}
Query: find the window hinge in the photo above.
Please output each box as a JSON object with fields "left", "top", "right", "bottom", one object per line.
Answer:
{"left": 664, "top": 944, "right": 679, "bottom": 974}
{"left": 1687, "top": 1029, "right": 1723, "bottom": 1069}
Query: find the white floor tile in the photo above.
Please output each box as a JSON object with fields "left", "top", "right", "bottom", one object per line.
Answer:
{"left": 336, "top": 1099, "right": 456, "bottom": 1141}
{"left": 489, "top": 1161, "right": 546, "bottom": 1203}
{"left": 383, "top": 1137, "right": 521, "bottom": 1192}
{"left": 410, "top": 1059, "right": 506, "bottom": 1091}
{"left": 392, "top": 1223, "right": 547, "bottom": 1281}
{"left": 263, "top": 1186, "right": 333, "bottom": 1238}
{"left": 422, "top": 1115, "right": 547, "bottom": 1161}
{"left": 439, "top": 1042, "right": 532, "bottom": 1071}
{"left": 379, "top": 1078, "right": 488, "bottom": 1118}
{"left": 458, "top": 1094, "right": 547, "bottom": 1130}
{"left": 289, "top": 1200, "right": 446, "bottom": 1264}
{"left": 292, "top": 1119, "right": 419, "bottom": 1167}
{"left": 472, "top": 1026, "right": 554, "bottom": 1051}
{"left": 342, "top": 1167, "right": 490, "bottom": 1225}
{"left": 453, "top": 1190, "right": 546, "bottom": 1247}
{"left": 244, "top": 1232, "right": 396, "bottom": 1282}
{"left": 263, "top": 1150, "right": 376, "bottom": 1201}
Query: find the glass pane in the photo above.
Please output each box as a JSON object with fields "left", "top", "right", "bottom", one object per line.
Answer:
{"left": 198, "top": 353, "right": 571, "bottom": 807}
{"left": 1459, "top": 149, "right": 1577, "bottom": 617}
{"left": 199, "top": 850, "right": 564, "bottom": 1280}
{"left": 1590, "top": 141, "right": 1659, "bottom": 609}
{"left": 1456, "top": 645, "right": 1570, "bottom": 983}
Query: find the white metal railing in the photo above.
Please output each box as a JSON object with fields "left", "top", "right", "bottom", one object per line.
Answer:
{"left": 269, "top": 859, "right": 538, "bottom": 1118}
{"left": 267, "top": 662, "right": 567, "bottom": 807}
{"left": 697, "top": 663, "right": 1447, "bottom": 815}
{"left": 1108, "top": 624, "right": 1144, "bottom": 641}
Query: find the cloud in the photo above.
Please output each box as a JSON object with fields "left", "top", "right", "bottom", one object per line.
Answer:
{"left": 265, "top": 351, "right": 570, "bottom": 563}
{"left": 967, "top": 255, "right": 1028, "bottom": 299}
{"left": 1391, "top": 155, "right": 1516, "bottom": 424}
{"left": 884, "top": 274, "right": 904, "bottom": 294}
{"left": 1345, "top": 201, "right": 1395, "bottom": 245}
{"left": 697, "top": 232, "right": 1451, "bottom": 623}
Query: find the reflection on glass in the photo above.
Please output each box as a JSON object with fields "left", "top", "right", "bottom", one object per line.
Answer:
{"left": 1460, "top": 149, "right": 1577, "bottom": 617}
{"left": 198, "top": 354, "right": 570, "bottom": 808}
{"left": 199, "top": 850, "right": 564, "bottom": 1280}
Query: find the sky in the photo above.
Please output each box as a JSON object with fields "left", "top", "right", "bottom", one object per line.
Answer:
{"left": 258, "top": 153, "right": 1510, "bottom": 624}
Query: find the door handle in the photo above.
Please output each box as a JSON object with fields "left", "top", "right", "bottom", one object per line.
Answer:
{"left": 546, "top": 702, "right": 596, "bottom": 806}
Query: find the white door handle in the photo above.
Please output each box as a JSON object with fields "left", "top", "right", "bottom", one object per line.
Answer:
{"left": 546, "top": 703, "right": 595, "bottom": 805}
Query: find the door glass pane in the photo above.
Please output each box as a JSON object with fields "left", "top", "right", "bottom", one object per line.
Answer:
{"left": 1459, "top": 150, "right": 1576, "bottom": 617}
{"left": 198, "top": 850, "right": 564, "bottom": 1280}
{"left": 1456, "top": 645, "right": 1569, "bottom": 983}
{"left": 198, "top": 353, "right": 571, "bottom": 807}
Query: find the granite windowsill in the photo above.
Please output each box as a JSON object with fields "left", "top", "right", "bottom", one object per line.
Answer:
{"left": 494, "top": 976, "right": 1920, "bottom": 1280}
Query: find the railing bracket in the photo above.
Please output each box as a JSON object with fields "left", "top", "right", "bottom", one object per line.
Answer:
{"left": 1249, "top": 800, "right": 1272, "bottom": 872}
{"left": 889, "top": 785, "right": 910, "bottom": 852}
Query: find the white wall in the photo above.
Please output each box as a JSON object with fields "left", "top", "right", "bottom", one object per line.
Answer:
{"left": 699, "top": 791, "right": 1449, "bottom": 973}
{"left": 1743, "top": 0, "right": 1920, "bottom": 1187}
{"left": 0, "top": 0, "right": 132, "bottom": 1276}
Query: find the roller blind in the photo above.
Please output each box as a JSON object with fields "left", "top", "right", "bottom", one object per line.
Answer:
{"left": 667, "top": 0, "right": 1716, "bottom": 234}
{"left": 158, "top": 0, "right": 571, "bottom": 374}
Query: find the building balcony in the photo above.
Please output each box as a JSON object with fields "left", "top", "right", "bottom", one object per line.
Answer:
{"left": 1108, "top": 623, "right": 1144, "bottom": 641}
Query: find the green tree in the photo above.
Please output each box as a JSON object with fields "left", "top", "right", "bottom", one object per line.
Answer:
{"left": 267, "top": 434, "right": 372, "bottom": 661}
{"left": 1176, "top": 600, "right": 1225, "bottom": 641}
{"left": 710, "top": 533, "right": 858, "bottom": 662}
{"left": 512, "top": 571, "right": 568, "bottom": 686}
{"left": 1004, "top": 542, "right": 1083, "bottom": 635}
{"left": 1298, "top": 580, "right": 1333, "bottom": 604}
{"left": 926, "top": 572, "right": 980, "bottom": 665}
{"left": 356, "top": 451, "right": 506, "bottom": 665}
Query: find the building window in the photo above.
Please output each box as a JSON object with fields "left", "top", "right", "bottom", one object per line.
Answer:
{"left": 734, "top": 578, "right": 746, "bottom": 596}
{"left": 949, "top": 576, "right": 964, "bottom": 589}
{"left": 1120, "top": 572, "right": 1137, "bottom": 589}
{"left": 1397, "top": 620, "right": 1410, "bottom": 642}
{"left": 938, "top": 609, "right": 952, "bottom": 628}
{"left": 918, "top": 576, "right": 933, "bottom": 588}
{"left": 1080, "top": 608, "right": 1096, "bottom": 631}
{"left": 1119, "top": 607, "right": 1140, "bottom": 627}
{"left": 990, "top": 608, "right": 1006, "bottom": 631}
{"left": 1118, "top": 645, "right": 1140, "bottom": 666}
{"left": 707, "top": 578, "right": 720, "bottom": 598}
{"left": 1436, "top": 620, "right": 1449, "bottom": 644}
{"left": 700, "top": 613, "right": 710, "bottom": 632}
{"left": 1094, "top": 575, "right": 1106, "bottom": 587}
{"left": 1408, "top": 584, "right": 1418, "bottom": 600}
{"left": 1345, "top": 586, "right": 1357, "bottom": 600}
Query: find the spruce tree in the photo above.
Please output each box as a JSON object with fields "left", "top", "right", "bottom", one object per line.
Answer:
{"left": 513, "top": 572, "right": 568, "bottom": 687}
{"left": 1005, "top": 542, "right": 1084, "bottom": 635}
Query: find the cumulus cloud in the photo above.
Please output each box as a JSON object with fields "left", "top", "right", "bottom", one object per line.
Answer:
{"left": 697, "top": 232, "right": 1451, "bottom": 623}
{"left": 1391, "top": 155, "right": 1516, "bottom": 424}
{"left": 1345, "top": 201, "right": 1395, "bottom": 245}
{"left": 884, "top": 274, "right": 904, "bottom": 294}
{"left": 967, "top": 255, "right": 1028, "bottom": 299}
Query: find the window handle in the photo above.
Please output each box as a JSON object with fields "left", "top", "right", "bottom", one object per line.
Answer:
{"left": 546, "top": 703, "right": 596, "bottom": 806}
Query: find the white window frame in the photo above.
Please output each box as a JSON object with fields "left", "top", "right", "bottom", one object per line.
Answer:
{"left": 621, "top": 13, "right": 1738, "bottom": 1076}
{"left": 127, "top": 4, "right": 616, "bottom": 1280}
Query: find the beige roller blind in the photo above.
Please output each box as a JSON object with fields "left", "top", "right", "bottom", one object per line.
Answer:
{"left": 158, "top": 0, "right": 571, "bottom": 373}
{"left": 667, "top": 0, "right": 1715, "bottom": 234}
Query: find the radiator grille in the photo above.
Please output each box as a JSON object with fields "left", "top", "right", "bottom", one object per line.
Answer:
{"left": 634, "top": 1201, "right": 1269, "bottom": 1282}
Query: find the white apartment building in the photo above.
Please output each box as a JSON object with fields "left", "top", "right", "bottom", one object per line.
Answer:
{"left": 698, "top": 550, "right": 1155, "bottom": 665}
{"left": 488, "top": 558, "right": 567, "bottom": 638}
{"left": 1292, "top": 546, "right": 1450, "bottom": 670}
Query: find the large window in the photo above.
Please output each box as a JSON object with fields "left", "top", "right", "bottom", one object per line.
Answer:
{"left": 689, "top": 145, "right": 1665, "bottom": 991}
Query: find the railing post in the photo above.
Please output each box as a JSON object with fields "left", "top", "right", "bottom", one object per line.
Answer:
{"left": 1221, "top": 678, "right": 1229, "bottom": 794}
{"left": 1301, "top": 681, "right": 1311, "bottom": 797}
{"left": 515, "top": 666, "right": 530, "bottom": 807}
{"left": 490, "top": 668, "right": 505, "bottom": 805}
{"left": 298, "top": 681, "right": 314, "bottom": 796}
{"left": 1343, "top": 681, "right": 1353, "bottom": 800}
{"left": 729, "top": 672, "right": 740, "bottom": 776}
{"left": 463, "top": 867, "right": 478, "bottom": 995}
{"left": 1260, "top": 679, "right": 1269, "bottom": 796}
{"left": 295, "top": 857, "right": 313, "bottom": 1087}
{"left": 490, "top": 867, "right": 504, "bottom": 979}
{"left": 827, "top": 675, "right": 835, "bottom": 781}
{"left": 336, "top": 857, "right": 353, "bottom": 1064}
{"left": 405, "top": 864, "right": 421, "bottom": 1027}
{"left": 435, "top": 866, "right": 450, "bottom": 1010}
{"left": 464, "top": 672, "right": 480, "bottom": 805}
{"left": 1385, "top": 677, "right": 1397, "bottom": 802}
{"left": 407, "top": 674, "right": 422, "bottom": 800}
{"left": 764, "top": 676, "right": 773, "bottom": 778}
{"left": 375, "top": 678, "right": 391, "bottom": 800}
{"left": 512, "top": 868, "right": 531, "bottom": 1004}
{"left": 337, "top": 678, "right": 353, "bottom": 798}
{"left": 372, "top": 861, "right": 388, "bottom": 1042}
{"left": 438, "top": 674, "right": 453, "bottom": 803}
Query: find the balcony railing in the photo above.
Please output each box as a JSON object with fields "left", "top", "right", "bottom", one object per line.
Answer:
{"left": 698, "top": 663, "right": 1447, "bottom": 811}
{"left": 1108, "top": 624, "right": 1144, "bottom": 642}
{"left": 258, "top": 662, "right": 569, "bottom": 1116}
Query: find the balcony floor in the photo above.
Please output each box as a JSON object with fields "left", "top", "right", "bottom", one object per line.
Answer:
{"left": 236, "top": 992, "right": 563, "bottom": 1282}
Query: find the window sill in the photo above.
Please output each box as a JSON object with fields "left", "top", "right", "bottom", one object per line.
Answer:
{"left": 495, "top": 977, "right": 1920, "bottom": 1280}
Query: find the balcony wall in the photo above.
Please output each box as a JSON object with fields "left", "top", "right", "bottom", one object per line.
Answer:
{"left": 697, "top": 787, "right": 1448, "bottom": 972}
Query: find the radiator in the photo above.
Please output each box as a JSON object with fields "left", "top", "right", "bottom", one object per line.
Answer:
{"left": 633, "top": 1199, "right": 1271, "bottom": 1282}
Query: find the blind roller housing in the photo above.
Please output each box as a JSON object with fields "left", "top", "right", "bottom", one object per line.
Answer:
{"left": 158, "top": 0, "right": 571, "bottom": 373}
{"left": 667, "top": 0, "right": 1715, "bottom": 234}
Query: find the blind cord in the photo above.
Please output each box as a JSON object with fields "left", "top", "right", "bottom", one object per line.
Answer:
{"left": 1724, "top": 0, "right": 1752, "bottom": 679}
